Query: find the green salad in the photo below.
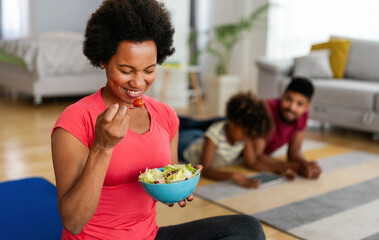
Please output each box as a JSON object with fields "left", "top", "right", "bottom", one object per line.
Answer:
{"left": 139, "top": 164, "right": 200, "bottom": 184}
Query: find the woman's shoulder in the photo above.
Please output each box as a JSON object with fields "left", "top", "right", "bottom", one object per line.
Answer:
{"left": 63, "top": 96, "right": 94, "bottom": 115}
{"left": 52, "top": 91, "right": 103, "bottom": 146}
{"left": 58, "top": 90, "right": 103, "bottom": 122}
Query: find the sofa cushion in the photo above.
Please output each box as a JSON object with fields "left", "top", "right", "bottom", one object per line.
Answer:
{"left": 332, "top": 37, "right": 379, "bottom": 81}
{"left": 293, "top": 50, "right": 333, "bottom": 79}
{"left": 311, "top": 39, "right": 351, "bottom": 79}
{"left": 312, "top": 79, "right": 379, "bottom": 110}
{"left": 279, "top": 79, "right": 379, "bottom": 110}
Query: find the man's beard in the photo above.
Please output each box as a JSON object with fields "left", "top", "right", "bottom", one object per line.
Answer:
{"left": 279, "top": 108, "right": 297, "bottom": 125}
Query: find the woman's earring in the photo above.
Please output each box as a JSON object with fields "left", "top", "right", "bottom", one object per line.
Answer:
{"left": 100, "top": 65, "right": 104, "bottom": 69}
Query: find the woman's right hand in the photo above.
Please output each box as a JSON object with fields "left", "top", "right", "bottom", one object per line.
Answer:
{"left": 93, "top": 103, "right": 130, "bottom": 149}
{"left": 232, "top": 172, "right": 261, "bottom": 189}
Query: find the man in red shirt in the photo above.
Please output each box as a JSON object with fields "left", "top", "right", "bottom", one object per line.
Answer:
{"left": 251, "top": 77, "right": 322, "bottom": 179}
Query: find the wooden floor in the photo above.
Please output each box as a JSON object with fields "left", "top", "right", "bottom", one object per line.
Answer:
{"left": 1, "top": 93, "right": 378, "bottom": 240}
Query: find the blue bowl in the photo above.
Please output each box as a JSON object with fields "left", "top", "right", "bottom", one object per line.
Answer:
{"left": 140, "top": 167, "right": 201, "bottom": 204}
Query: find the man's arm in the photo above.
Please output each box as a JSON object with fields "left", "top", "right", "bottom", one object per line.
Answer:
{"left": 287, "top": 130, "right": 307, "bottom": 163}
{"left": 287, "top": 130, "right": 322, "bottom": 179}
{"left": 245, "top": 137, "right": 296, "bottom": 180}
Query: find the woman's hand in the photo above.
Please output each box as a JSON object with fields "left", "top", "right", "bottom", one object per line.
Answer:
{"left": 232, "top": 172, "right": 261, "bottom": 189}
{"left": 93, "top": 103, "right": 130, "bottom": 150}
{"left": 164, "top": 164, "right": 203, "bottom": 208}
{"left": 165, "top": 194, "right": 194, "bottom": 208}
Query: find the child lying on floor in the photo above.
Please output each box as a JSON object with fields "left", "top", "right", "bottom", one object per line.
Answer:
{"left": 178, "top": 92, "right": 295, "bottom": 188}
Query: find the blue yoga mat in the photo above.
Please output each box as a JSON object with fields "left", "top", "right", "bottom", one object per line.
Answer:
{"left": 0, "top": 177, "right": 63, "bottom": 240}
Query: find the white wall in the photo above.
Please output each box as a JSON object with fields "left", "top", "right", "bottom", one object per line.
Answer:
{"left": 27, "top": 0, "right": 190, "bottom": 67}
{"left": 29, "top": 0, "right": 103, "bottom": 35}
{"left": 195, "top": 0, "right": 269, "bottom": 93}
{"left": 160, "top": 0, "right": 190, "bottom": 67}
{"left": 246, "top": 0, "right": 269, "bottom": 93}
{"left": 0, "top": 2, "right": 2, "bottom": 38}
{"left": 147, "top": 0, "right": 191, "bottom": 109}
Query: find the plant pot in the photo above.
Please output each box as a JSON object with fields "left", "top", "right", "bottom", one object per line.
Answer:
{"left": 204, "top": 74, "right": 241, "bottom": 116}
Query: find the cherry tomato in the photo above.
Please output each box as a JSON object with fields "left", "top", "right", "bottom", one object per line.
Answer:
{"left": 133, "top": 99, "right": 144, "bottom": 108}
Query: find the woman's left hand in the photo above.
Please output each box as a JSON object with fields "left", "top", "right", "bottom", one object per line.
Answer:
{"left": 168, "top": 164, "right": 203, "bottom": 208}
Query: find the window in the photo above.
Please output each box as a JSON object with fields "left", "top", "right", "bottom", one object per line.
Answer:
{"left": 267, "top": 0, "right": 379, "bottom": 58}
{"left": 1, "top": 0, "right": 29, "bottom": 40}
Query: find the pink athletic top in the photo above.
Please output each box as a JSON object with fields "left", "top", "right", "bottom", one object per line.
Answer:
{"left": 264, "top": 99, "right": 308, "bottom": 155}
{"left": 52, "top": 88, "right": 179, "bottom": 240}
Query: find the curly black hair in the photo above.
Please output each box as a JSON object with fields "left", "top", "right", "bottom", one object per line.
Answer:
{"left": 83, "top": 0, "right": 175, "bottom": 67}
{"left": 226, "top": 91, "right": 273, "bottom": 139}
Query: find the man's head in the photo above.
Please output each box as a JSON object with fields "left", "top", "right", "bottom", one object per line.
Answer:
{"left": 280, "top": 77, "right": 314, "bottom": 124}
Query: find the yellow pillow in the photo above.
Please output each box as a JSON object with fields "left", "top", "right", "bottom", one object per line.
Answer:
{"left": 311, "top": 39, "right": 351, "bottom": 78}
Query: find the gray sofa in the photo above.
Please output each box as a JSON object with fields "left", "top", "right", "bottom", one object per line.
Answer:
{"left": 256, "top": 36, "right": 379, "bottom": 139}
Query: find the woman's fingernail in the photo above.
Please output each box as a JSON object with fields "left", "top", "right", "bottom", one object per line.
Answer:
{"left": 122, "top": 106, "right": 127, "bottom": 113}
{"left": 114, "top": 103, "right": 119, "bottom": 109}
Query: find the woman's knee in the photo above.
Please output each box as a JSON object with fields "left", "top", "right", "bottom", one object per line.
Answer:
{"left": 226, "top": 215, "right": 266, "bottom": 239}
{"left": 243, "top": 215, "right": 265, "bottom": 236}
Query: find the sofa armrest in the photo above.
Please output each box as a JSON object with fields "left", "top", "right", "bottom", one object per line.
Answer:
{"left": 256, "top": 57, "right": 294, "bottom": 99}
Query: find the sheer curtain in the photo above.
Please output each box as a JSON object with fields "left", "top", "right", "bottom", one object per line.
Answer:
{"left": 267, "top": 0, "right": 379, "bottom": 58}
{"left": 1, "top": 0, "right": 29, "bottom": 40}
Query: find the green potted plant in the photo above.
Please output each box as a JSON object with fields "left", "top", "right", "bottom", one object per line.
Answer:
{"left": 189, "top": 3, "right": 271, "bottom": 115}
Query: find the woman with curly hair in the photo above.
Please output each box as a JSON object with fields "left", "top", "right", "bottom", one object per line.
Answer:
{"left": 51, "top": 0, "right": 266, "bottom": 239}
{"left": 180, "top": 91, "right": 284, "bottom": 188}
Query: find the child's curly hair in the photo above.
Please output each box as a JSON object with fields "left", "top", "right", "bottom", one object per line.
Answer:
{"left": 226, "top": 91, "right": 273, "bottom": 138}
{"left": 83, "top": 0, "right": 175, "bottom": 67}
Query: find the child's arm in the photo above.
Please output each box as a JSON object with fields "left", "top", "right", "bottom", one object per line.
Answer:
{"left": 201, "top": 137, "right": 260, "bottom": 188}
{"left": 242, "top": 138, "right": 259, "bottom": 168}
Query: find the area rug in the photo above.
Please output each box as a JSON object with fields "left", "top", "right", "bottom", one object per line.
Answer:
{"left": 194, "top": 139, "right": 379, "bottom": 240}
